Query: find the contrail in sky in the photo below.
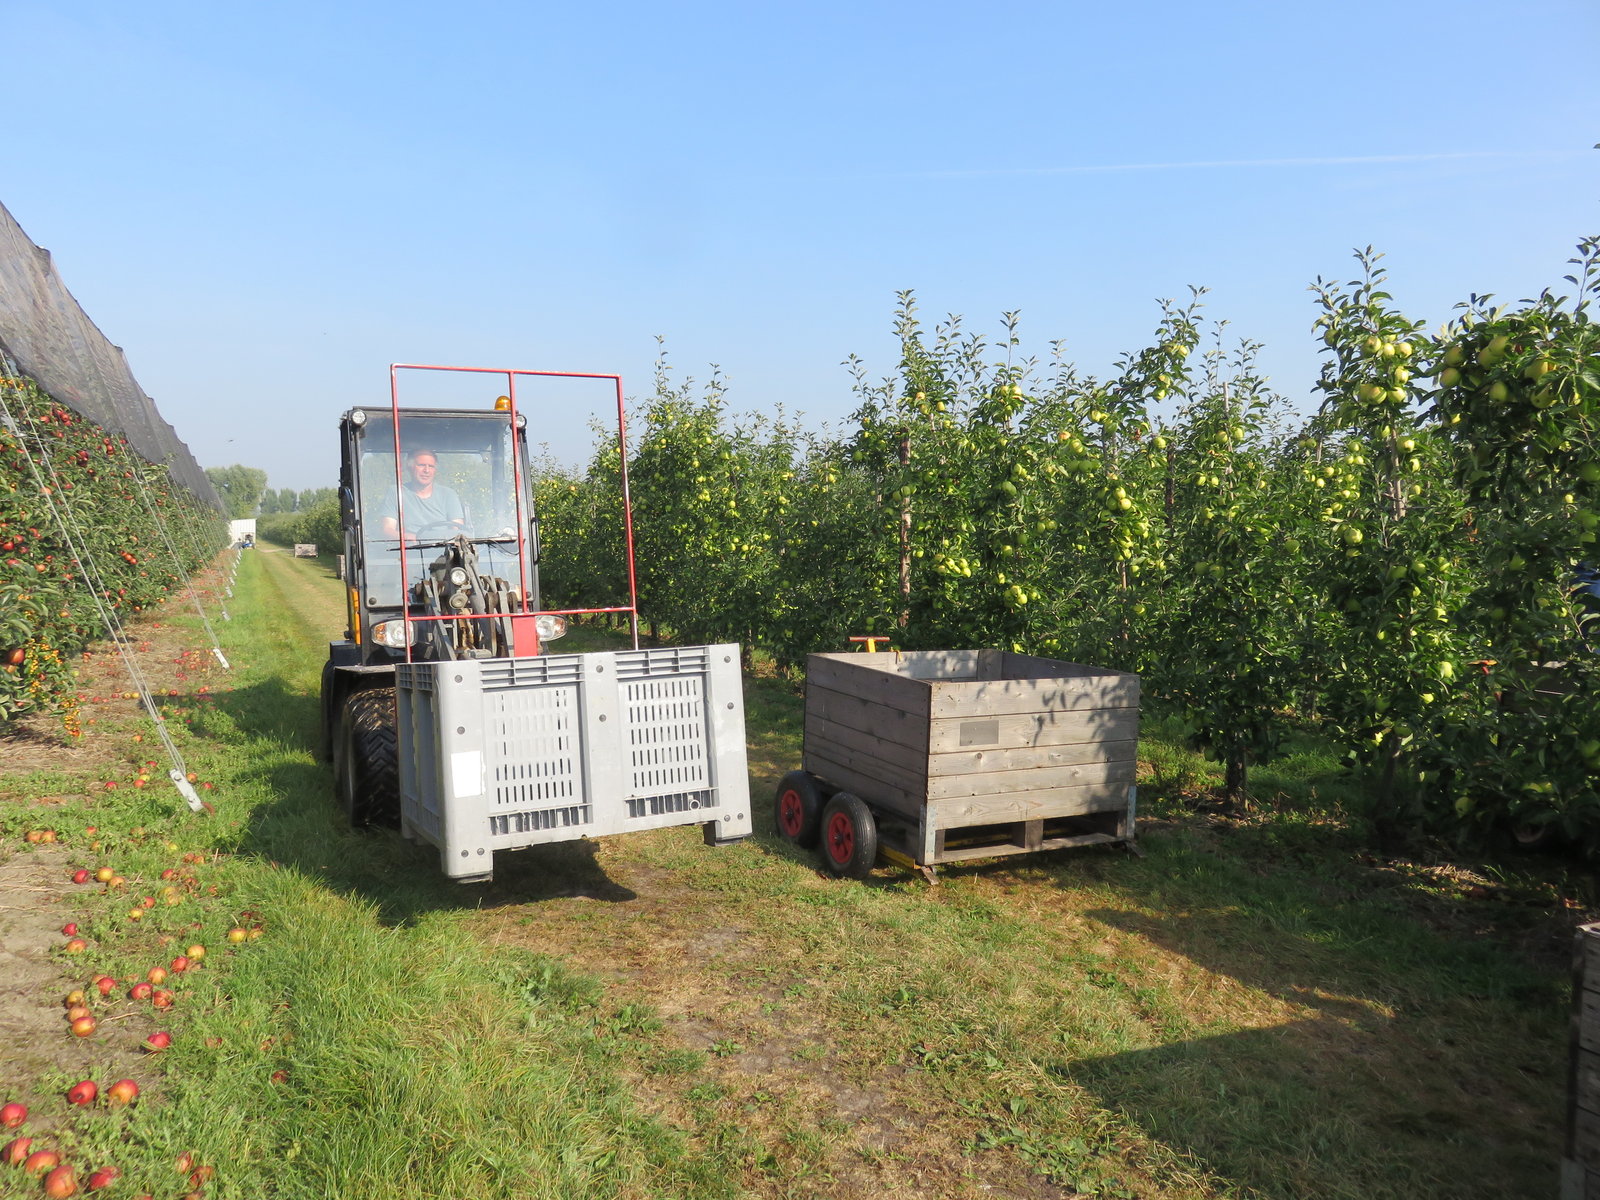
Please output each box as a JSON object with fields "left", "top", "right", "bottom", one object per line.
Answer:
{"left": 850, "top": 149, "right": 1585, "bottom": 182}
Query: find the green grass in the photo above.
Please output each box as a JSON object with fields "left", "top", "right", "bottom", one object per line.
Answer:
{"left": 0, "top": 550, "right": 1578, "bottom": 1199}
{"left": 0, "top": 550, "right": 739, "bottom": 1199}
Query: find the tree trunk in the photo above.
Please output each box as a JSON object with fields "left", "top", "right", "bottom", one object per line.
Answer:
{"left": 1223, "top": 745, "right": 1247, "bottom": 801}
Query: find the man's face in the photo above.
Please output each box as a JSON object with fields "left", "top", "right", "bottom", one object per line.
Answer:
{"left": 411, "top": 455, "right": 437, "bottom": 486}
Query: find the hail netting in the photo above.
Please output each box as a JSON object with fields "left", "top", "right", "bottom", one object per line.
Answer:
{"left": 0, "top": 200, "right": 220, "bottom": 509}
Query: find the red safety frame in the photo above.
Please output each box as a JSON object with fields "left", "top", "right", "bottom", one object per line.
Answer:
{"left": 387, "top": 363, "right": 639, "bottom": 660}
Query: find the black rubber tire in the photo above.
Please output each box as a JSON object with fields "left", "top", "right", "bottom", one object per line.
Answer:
{"left": 338, "top": 687, "right": 399, "bottom": 829}
{"left": 1512, "top": 817, "right": 1561, "bottom": 852}
{"left": 774, "top": 770, "right": 826, "bottom": 849}
{"left": 819, "top": 792, "right": 877, "bottom": 880}
{"left": 317, "top": 659, "right": 337, "bottom": 763}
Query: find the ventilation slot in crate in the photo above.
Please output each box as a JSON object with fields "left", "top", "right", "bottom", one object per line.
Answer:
{"left": 626, "top": 790, "right": 716, "bottom": 818}
{"left": 489, "top": 805, "right": 592, "bottom": 835}
{"left": 487, "top": 685, "right": 578, "bottom": 805}
{"left": 615, "top": 647, "right": 710, "bottom": 680}
{"left": 397, "top": 664, "right": 435, "bottom": 694}
{"left": 481, "top": 656, "right": 584, "bottom": 690}
{"left": 624, "top": 676, "right": 707, "bottom": 793}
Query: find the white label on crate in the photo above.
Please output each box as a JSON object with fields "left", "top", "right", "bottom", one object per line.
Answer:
{"left": 450, "top": 751, "right": 484, "bottom": 799}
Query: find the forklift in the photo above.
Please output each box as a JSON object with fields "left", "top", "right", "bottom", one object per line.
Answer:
{"left": 320, "top": 364, "right": 751, "bottom": 881}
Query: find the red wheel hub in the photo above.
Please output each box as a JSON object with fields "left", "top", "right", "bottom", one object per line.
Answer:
{"left": 779, "top": 789, "right": 804, "bottom": 837}
{"left": 826, "top": 810, "right": 854, "bottom": 863}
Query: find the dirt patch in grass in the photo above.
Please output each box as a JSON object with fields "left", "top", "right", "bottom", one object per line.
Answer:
{"left": 0, "top": 846, "right": 162, "bottom": 1128}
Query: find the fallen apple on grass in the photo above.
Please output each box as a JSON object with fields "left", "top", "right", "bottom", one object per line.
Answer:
{"left": 61, "top": 924, "right": 77, "bottom": 937}
{"left": 64, "top": 939, "right": 87, "bottom": 955}
{"left": 142, "top": 1032, "right": 171, "bottom": 1052}
{"left": 86, "top": 1166, "right": 119, "bottom": 1190}
{"left": 159, "top": 869, "right": 176, "bottom": 881}
{"left": 66, "top": 1080, "right": 97, "bottom": 1107}
{"left": 0, "top": 1103, "right": 25, "bottom": 1129}
{"left": 169, "top": 956, "right": 189, "bottom": 974}
{"left": 94, "top": 868, "right": 112, "bottom": 884}
{"left": 105, "top": 1080, "right": 138, "bottom": 1107}
{"left": 70, "top": 1016, "right": 97, "bottom": 1038}
{"left": 65, "top": 1005, "right": 91, "bottom": 1023}
{"left": 226, "top": 928, "right": 247, "bottom": 944}
{"left": 71, "top": 870, "right": 89, "bottom": 885}
{"left": 186, "top": 944, "right": 206, "bottom": 961}
{"left": 2, "top": 1137, "right": 31, "bottom": 1165}
{"left": 128, "top": 983, "right": 151, "bottom": 1002}
{"left": 64, "top": 990, "right": 84, "bottom": 1006}
{"left": 147, "top": 967, "right": 166, "bottom": 985}
{"left": 151, "top": 990, "right": 173, "bottom": 1010}
{"left": 94, "top": 977, "right": 115, "bottom": 997}
{"left": 43, "top": 1163, "right": 77, "bottom": 1197}
{"left": 126, "top": 909, "right": 143, "bottom": 922}
{"left": 23, "top": 1149, "right": 60, "bottom": 1176}
{"left": 173, "top": 1151, "right": 193, "bottom": 1174}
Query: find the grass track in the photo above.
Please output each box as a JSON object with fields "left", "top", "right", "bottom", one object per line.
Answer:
{"left": 0, "top": 548, "right": 1575, "bottom": 1198}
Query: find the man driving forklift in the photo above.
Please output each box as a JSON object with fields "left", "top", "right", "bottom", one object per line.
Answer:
{"left": 379, "top": 449, "right": 464, "bottom": 541}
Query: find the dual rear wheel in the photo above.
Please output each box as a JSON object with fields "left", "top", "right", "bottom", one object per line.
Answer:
{"left": 774, "top": 771, "right": 878, "bottom": 880}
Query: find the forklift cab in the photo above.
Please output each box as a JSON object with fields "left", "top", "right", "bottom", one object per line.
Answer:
{"left": 337, "top": 406, "right": 548, "bottom": 664}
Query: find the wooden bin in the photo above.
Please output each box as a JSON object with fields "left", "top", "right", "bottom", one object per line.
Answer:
{"left": 801, "top": 649, "right": 1139, "bottom": 872}
{"left": 1565, "top": 921, "right": 1600, "bottom": 1198}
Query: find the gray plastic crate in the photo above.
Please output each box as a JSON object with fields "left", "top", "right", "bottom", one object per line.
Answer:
{"left": 396, "top": 643, "right": 752, "bottom": 879}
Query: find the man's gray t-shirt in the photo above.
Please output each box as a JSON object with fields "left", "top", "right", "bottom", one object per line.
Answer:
{"left": 380, "top": 483, "right": 464, "bottom": 536}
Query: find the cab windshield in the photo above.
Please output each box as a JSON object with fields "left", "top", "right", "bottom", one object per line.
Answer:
{"left": 355, "top": 412, "right": 527, "bottom": 606}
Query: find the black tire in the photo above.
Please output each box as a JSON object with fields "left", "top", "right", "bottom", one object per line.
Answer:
{"left": 774, "top": 770, "right": 826, "bottom": 848}
{"left": 317, "top": 660, "right": 337, "bottom": 763}
{"left": 338, "top": 687, "right": 399, "bottom": 828}
{"left": 819, "top": 792, "right": 877, "bottom": 880}
{"left": 1512, "top": 817, "right": 1562, "bottom": 852}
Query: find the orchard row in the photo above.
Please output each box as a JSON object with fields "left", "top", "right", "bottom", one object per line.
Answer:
{"left": 0, "top": 375, "right": 227, "bottom": 726}
{"left": 535, "top": 241, "right": 1600, "bottom": 847}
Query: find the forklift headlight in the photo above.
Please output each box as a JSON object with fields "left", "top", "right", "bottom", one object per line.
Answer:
{"left": 350, "top": 409, "right": 367, "bottom": 427}
{"left": 448, "top": 567, "right": 468, "bottom": 586}
{"left": 371, "top": 620, "right": 416, "bottom": 648}
{"left": 535, "top": 614, "right": 567, "bottom": 641}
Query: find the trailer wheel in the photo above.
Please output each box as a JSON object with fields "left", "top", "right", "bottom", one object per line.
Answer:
{"left": 819, "top": 792, "right": 877, "bottom": 880}
{"left": 338, "top": 687, "right": 399, "bottom": 829}
{"left": 775, "top": 770, "right": 825, "bottom": 848}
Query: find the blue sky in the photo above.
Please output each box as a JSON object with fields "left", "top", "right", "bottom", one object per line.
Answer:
{"left": 3, "top": 0, "right": 1597, "bottom": 491}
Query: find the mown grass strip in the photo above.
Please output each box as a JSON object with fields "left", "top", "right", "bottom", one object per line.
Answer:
{"left": 0, "top": 549, "right": 738, "bottom": 1200}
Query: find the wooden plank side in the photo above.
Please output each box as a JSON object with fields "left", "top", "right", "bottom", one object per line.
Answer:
{"left": 930, "top": 674, "right": 1140, "bottom": 718}
{"left": 1582, "top": 987, "right": 1600, "bottom": 1055}
{"left": 805, "top": 714, "right": 927, "bottom": 775}
{"left": 932, "top": 781, "right": 1130, "bottom": 829}
{"left": 803, "top": 731, "right": 926, "bottom": 798}
{"left": 927, "top": 758, "right": 1137, "bottom": 801}
{"left": 929, "top": 738, "right": 1139, "bottom": 778}
{"left": 1577, "top": 1049, "right": 1600, "bottom": 1118}
{"left": 1000, "top": 650, "right": 1125, "bottom": 681}
{"left": 801, "top": 751, "right": 923, "bottom": 819}
{"left": 804, "top": 684, "right": 930, "bottom": 753}
{"left": 934, "top": 831, "right": 1118, "bottom": 863}
{"left": 928, "top": 707, "right": 1138, "bottom": 754}
{"left": 807, "top": 655, "right": 931, "bottom": 716}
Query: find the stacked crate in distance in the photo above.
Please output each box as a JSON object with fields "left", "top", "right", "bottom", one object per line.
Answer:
{"left": 803, "top": 649, "right": 1139, "bottom": 868}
